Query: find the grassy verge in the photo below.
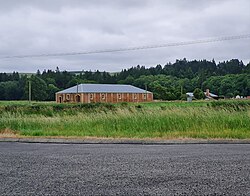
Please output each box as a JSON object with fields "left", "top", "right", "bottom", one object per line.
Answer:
{"left": 0, "top": 100, "right": 249, "bottom": 139}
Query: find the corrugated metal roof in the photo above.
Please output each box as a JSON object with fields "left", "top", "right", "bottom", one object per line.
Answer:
{"left": 56, "top": 84, "right": 151, "bottom": 94}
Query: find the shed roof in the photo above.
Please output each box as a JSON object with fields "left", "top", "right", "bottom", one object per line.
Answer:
{"left": 206, "top": 92, "right": 218, "bottom": 98}
{"left": 186, "top": 92, "right": 194, "bottom": 97}
{"left": 186, "top": 92, "right": 218, "bottom": 98}
{"left": 56, "top": 84, "right": 151, "bottom": 94}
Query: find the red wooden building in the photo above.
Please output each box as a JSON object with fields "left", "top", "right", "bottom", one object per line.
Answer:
{"left": 56, "top": 84, "right": 153, "bottom": 103}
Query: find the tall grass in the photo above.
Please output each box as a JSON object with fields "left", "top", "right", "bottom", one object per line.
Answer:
{"left": 0, "top": 100, "right": 249, "bottom": 139}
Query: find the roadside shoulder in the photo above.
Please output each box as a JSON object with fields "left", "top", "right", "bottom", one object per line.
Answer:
{"left": 1, "top": 137, "right": 250, "bottom": 145}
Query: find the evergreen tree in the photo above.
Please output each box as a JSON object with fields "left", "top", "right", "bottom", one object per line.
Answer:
{"left": 24, "top": 75, "right": 48, "bottom": 101}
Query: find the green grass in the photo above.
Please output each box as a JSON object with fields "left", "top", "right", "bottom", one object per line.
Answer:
{"left": 0, "top": 100, "right": 249, "bottom": 139}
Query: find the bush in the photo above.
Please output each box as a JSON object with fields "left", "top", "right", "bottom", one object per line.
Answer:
{"left": 193, "top": 88, "right": 205, "bottom": 99}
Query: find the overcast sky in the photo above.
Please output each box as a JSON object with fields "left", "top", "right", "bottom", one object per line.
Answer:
{"left": 0, "top": 0, "right": 249, "bottom": 73}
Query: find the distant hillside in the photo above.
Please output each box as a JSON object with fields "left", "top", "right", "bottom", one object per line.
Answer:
{"left": 0, "top": 58, "right": 249, "bottom": 101}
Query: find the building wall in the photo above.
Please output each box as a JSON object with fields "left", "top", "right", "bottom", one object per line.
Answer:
{"left": 56, "top": 92, "right": 153, "bottom": 103}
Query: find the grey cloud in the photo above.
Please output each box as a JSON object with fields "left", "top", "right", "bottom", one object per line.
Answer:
{"left": 0, "top": 0, "right": 249, "bottom": 72}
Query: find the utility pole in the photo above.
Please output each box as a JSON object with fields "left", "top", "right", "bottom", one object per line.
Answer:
{"left": 29, "top": 79, "right": 31, "bottom": 103}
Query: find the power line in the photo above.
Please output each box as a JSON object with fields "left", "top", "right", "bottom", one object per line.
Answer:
{"left": 1, "top": 34, "right": 250, "bottom": 59}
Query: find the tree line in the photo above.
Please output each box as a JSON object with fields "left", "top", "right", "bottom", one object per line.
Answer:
{"left": 0, "top": 59, "right": 249, "bottom": 101}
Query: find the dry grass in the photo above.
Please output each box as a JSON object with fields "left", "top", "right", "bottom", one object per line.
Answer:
{"left": 0, "top": 128, "right": 19, "bottom": 138}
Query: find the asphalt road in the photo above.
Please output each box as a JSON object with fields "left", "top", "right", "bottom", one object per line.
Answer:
{"left": 0, "top": 143, "right": 249, "bottom": 195}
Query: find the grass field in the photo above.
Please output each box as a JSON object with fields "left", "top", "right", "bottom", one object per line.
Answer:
{"left": 0, "top": 100, "right": 249, "bottom": 139}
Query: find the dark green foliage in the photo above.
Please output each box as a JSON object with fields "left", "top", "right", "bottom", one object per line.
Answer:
{"left": 0, "top": 58, "right": 249, "bottom": 101}
{"left": 47, "top": 84, "right": 60, "bottom": 101}
{"left": 203, "top": 74, "right": 249, "bottom": 97}
{"left": 193, "top": 88, "right": 205, "bottom": 99}
{"left": 0, "top": 81, "right": 22, "bottom": 100}
{"left": 135, "top": 105, "right": 142, "bottom": 109}
{"left": 24, "top": 75, "right": 48, "bottom": 101}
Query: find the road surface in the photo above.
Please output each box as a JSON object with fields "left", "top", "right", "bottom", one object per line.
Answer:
{"left": 0, "top": 142, "right": 249, "bottom": 195}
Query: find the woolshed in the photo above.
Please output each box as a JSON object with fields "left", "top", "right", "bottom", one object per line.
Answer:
{"left": 56, "top": 84, "right": 153, "bottom": 103}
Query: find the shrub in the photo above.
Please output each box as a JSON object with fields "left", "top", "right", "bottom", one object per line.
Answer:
{"left": 193, "top": 88, "right": 205, "bottom": 99}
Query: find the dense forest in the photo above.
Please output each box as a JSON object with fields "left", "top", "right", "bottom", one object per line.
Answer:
{"left": 0, "top": 59, "right": 249, "bottom": 101}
